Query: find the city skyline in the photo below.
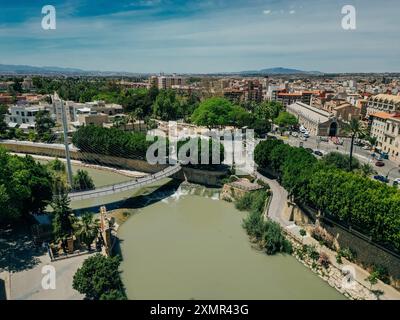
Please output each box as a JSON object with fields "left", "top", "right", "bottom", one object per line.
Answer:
{"left": 1, "top": 0, "right": 400, "bottom": 74}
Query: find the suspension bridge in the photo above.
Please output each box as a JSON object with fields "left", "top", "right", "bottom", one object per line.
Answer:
{"left": 68, "top": 163, "right": 182, "bottom": 201}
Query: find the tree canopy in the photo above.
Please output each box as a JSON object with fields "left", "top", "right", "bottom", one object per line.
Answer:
{"left": 191, "top": 97, "right": 247, "bottom": 129}
{"left": 254, "top": 140, "right": 400, "bottom": 251}
{"left": 72, "top": 254, "right": 127, "bottom": 300}
{"left": 0, "top": 147, "right": 53, "bottom": 225}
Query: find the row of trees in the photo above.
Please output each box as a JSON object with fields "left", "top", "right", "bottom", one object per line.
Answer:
{"left": 254, "top": 140, "right": 400, "bottom": 250}
{"left": 73, "top": 125, "right": 225, "bottom": 167}
{"left": 72, "top": 125, "right": 152, "bottom": 160}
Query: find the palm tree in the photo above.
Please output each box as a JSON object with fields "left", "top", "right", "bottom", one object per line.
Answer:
{"left": 343, "top": 118, "right": 365, "bottom": 171}
{"left": 51, "top": 193, "right": 74, "bottom": 241}
{"left": 73, "top": 212, "right": 99, "bottom": 251}
{"left": 128, "top": 112, "right": 137, "bottom": 131}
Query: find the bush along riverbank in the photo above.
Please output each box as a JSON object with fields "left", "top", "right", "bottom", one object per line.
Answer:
{"left": 226, "top": 178, "right": 387, "bottom": 300}
{"left": 233, "top": 188, "right": 292, "bottom": 255}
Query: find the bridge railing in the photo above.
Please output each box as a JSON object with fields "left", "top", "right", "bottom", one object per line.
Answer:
{"left": 68, "top": 164, "right": 181, "bottom": 201}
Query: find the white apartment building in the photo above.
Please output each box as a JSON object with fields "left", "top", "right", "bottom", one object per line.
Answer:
{"left": 5, "top": 104, "right": 51, "bottom": 131}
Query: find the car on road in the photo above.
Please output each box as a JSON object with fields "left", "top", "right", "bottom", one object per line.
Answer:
{"left": 303, "top": 131, "right": 310, "bottom": 138}
{"left": 319, "top": 136, "right": 329, "bottom": 142}
{"left": 313, "top": 150, "right": 324, "bottom": 157}
{"left": 393, "top": 178, "right": 400, "bottom": 186}
{"left": 375, "top": 161, "right": 385, "bottom": 167}
{"left": 362, "top": 145, "right": 371, "bottom": 150}
{"left": 374, "top": 175, "right": 389, "bottom": 183}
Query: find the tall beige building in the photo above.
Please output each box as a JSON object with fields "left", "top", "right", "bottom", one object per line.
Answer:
{"left": 370, "top": 111, "right": 400, "bottom": 163}
{"left": 366, "top": 94, "right": 400, "bottom": 116}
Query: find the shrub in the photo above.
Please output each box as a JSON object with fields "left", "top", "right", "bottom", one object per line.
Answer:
{"left": 311, "top": 226, "right": 337, "bottom": 251}
{"left": 306, "top": 245, "right": 320, "bottom": 261}
{"left": 371, "top": 265, "right": 390, "bottom": 284}
{"left": 242, "top": 210, "right": 265, "bottom": 240}
{"left": 236, "top": 190, "right": 268, "bottom": 214}
{"left": 338, "top": 247, "right": 356, "bottom": 262}
{"left": 299, "top": 229, "right": 307, "bottom": 237}
{"left": 263, "top": 221, "right": 292, "bottom": 255}
{"left": 318, "top": 252, "right": 330, "bottom": 268}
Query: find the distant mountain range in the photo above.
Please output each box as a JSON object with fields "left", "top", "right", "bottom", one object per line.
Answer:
{"left": 234, "top": 67, "right": 324, "bottom": 75}
{"left": 0, "top": 64, "right": 323, "bottom": 76}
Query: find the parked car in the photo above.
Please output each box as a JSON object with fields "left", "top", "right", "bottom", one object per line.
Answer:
{"left": 313, "top": 150, "right": 324, "bottom": 157}
{"left": 380, "top": 152, "right": 389, "bottom": 160}
{"left": 362, "top": 145, "right": 371, "bottom": 150}
{"left": 393, "top": 178, "right": 400, "bottom": 186}
{"left": 375, "top": 161, "right": 385, "bottom": 167}
{"left": 291, "top": 132, "right": 299, "bottom": 137}
{"left": 303, "top": 131, "right": 310, "bottom": 138}
{"left": 319, "top": 136, "right": 329, "bottom": 142}
{"left": 374, "top": 175, "right": 389, "bottom": 183}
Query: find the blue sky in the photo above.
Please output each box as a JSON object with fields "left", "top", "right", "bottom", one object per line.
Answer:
{"left": 0, "top": 0, "right": 399, "bottom": 73}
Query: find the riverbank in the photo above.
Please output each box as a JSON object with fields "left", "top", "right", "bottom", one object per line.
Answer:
{"left": 255, "top": 171, "right": 400, "bottom": 300}
{"left": 117, "top": 188, "right": 344, "bottom": 299}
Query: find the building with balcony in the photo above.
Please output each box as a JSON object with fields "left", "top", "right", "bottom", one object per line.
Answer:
{"left": 366, "top": 94, "right": 400, "bottom": 116}
{"left": 4, "top": 104, "right": 51, "bottom": 132}
{"left": 369, "top": 112, "right": 400, "bottom": 163}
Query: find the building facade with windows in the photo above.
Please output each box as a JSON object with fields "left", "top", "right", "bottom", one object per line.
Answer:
{"left": 4, "top": 104, "right": 51, "bottom": 131}
{"left": 369, "top": 112, "right": 400, "bottom": 163}
{"left": 287, "top": 102, "right": 344, "bottom": 137}
{"left": 366, "top": 94, "right": 400, "bottom": 116}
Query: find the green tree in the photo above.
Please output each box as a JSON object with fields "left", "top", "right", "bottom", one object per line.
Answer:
{"left": 35, "top": 110, "right": 55, "bottom": 139}
{"left": 343, "top": 118, "right": 365, "bottom": 171}
{"left": 0, "top": 104, "right": 8, "bottom": 134}
{"left": 274, "top": 111, "right": 298, "bottom": 130}
{"left": 73, "top": 212, "right": 99, "bottom": 251}
{"left": 152, "top": 89, "right": 181, "bottom": 120}
{"left": 322, "top": 152, "right": 360, "bottom": 171}
{"left": 72, "top": 254, "right": 127, "bottom": 300}
{"left": 191, "top": 97, "right": 239, "bottom": 129}
{"left": 73, "top": 169, "right": 95, "bottom": 191}
{"left": 51, "top": 193, "right": 74, "bottom": 241}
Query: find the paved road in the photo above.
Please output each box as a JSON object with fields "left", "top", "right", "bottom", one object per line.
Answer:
{"left": 9, "top": 253, "right": 92, "bottom": 300}
{"left": 254, "top": 171, "right": 293, "bottom": 227}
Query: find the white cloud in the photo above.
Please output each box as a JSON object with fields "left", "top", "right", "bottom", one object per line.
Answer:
{"left": 289, "top": 10, "right": 296, "bottom": 14}
{"left": 263, "top": 10, "right": 271, "bottom": 15}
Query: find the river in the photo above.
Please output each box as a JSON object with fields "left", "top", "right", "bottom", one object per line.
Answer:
{"left": 118, "top": 186, "right": 345, "bottom": 300}
{"left": 37, "top": 158, "right": 344, "bottom": 299}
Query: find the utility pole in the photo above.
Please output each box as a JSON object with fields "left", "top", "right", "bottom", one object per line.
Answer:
{"left": 60, "top": 97, "right": 74, "bottom": 189}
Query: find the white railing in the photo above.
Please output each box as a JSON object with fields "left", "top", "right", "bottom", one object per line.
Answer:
{"left": 68, "top": 164, "right": 182, "bottom": 201}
